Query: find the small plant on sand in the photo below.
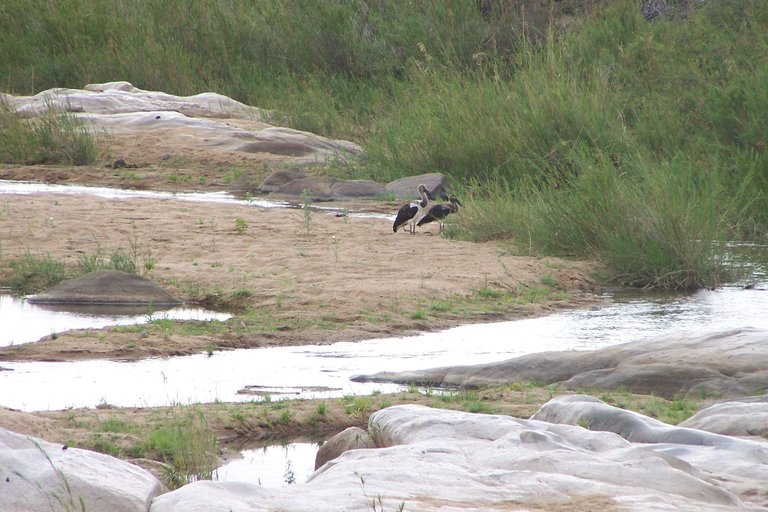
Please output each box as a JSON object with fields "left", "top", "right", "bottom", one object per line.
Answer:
{"left": 301, "top": 188, "right": 313, "bottom": 234}
{"left": 343, "top": 395, "right": 373, "bottom": 415}
{"left": 540, "top": 273, "right": 557, "bottom": 287}
{"left": 234, "top": 217, "right": 248, "bottom": 235}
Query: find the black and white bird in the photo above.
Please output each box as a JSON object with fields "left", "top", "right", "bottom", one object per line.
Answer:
{"left": 393, "top": 184, "right": 429, "bottom": 234}
{"left": 417, "top": 196, "right": 464, "bottom": 233}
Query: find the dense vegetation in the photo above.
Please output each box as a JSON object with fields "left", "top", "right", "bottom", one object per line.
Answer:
{"left": 1, "top": 0, "right": 766, "bottom": 289}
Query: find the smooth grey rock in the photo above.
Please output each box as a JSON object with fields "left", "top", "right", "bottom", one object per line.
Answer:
{"left": 257, "top": 168, "right": 309, "bottom": 193}
{"left": 531, "top": 395, "right": 768, "bottom": 508}
{"left": 9, "top": 81, "right": 263, "bottom": 119}
{"left": 151, "top": 404, "right": 768, "bottom": 512}
{"left": 385, "top": 173, "right": 447, "bottom": 200}
{"left": 29, "top": 270, "right": 182, "bottom": 306}
{"left": 679, "top": 396, "right": 768, "bottom": 438}
{"left": 3, "top": 83, "right": 362, "bottom": 165}
{"left": 236, "top": 127, "right": 362, "bottom": 160}
{"left": 1, "top": 427, "right": 163, "bottom": 512}
{"left": 314, "top": 426, "right": 374, "bottom": 470}
{"left": 353, "top": 327, "right": 768, "bottom": 399}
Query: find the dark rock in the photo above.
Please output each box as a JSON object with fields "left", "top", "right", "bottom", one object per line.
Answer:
{"left": 257, "top": 168, "right": 309, "bottom": 193}
{"left": 28, "top": 270, "right": 181, "bottom": 306}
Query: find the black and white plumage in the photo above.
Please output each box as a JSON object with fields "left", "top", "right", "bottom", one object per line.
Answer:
{"left": 393, "top": 184, "right": 429, "bottom": 234}
{"left": 417, "top": 196, "right": 464, "bottom": 233}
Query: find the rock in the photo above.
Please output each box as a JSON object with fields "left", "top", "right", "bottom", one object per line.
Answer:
{"left": 257, "top": 168, "right": 309, "bottom": 193}
{"left": 3, "top": 82, "right": 362, "bottom": 166}
{"left": 314, "top": 426, "right": 375, "bottom": 470}
{"left": 28, "top": 270, "right": 182, "bottom": 306}
{"left": 353, "top": 327, "right": 768, "bottom": 400}
{"left": 236, "top": 127, "right": 362, "bottom": 160}
{"left": 679, "top": 396, "right": 768, "bottom": 438}
{"left": 10, "top": 81, "right": 264, "bottom": 119}
{"left": 270, "top": 177, "right": 385, "bottom": 201}
{"left": 1, "top": 426, "right": 163, "bottom": 512}
{"left": 151, "top": 403, "right": 768, "bottom": 511}
{"left": 531, "top": 395, "right": 768, "bottom": 508}
{"left": 385, "top": 173, "right": 448, "bottom": 200}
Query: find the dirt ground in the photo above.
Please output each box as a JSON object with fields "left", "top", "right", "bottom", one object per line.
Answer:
{"left": 0, "top": 137, "right": 605, "bottom": 472}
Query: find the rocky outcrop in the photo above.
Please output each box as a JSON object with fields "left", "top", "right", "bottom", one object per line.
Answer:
{"left": 0, "top": 427, "right": 163, "bottom": 512}
{"left": 2, "top": 82, "right": 362, "bottom": 165}
{"left": 353, "top": 327, "right": 768, "bottom": 399}
{"left": 151, "top": 402, "right": 768, "bottom": 511}
{"left": 28, "top": 270, "right": 181, "bottom": 306}
{"left": 5, "top": 398, "right": 768, "bottom": 511}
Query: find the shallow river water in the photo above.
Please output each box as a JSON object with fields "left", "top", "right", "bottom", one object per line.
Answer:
{"left": 3, "top": 284, "right": 768, "bottom": 411}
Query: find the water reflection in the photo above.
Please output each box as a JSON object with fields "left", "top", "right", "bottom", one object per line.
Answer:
{"left": 0, "top": 180, "right": 287, "bottom": 208}
{"left": 0, "top": 294, "right": 231, "bottom": 347}
{"left": 3, "top": 284, "right": 768, "bottom": 411}
{"left": 215, "top": 443, "right": 318, "bottom": 487}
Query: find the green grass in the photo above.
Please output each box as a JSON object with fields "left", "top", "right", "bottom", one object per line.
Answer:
{"left": 0, "top": 99, "right": 97, "bottom": 165}
{"left": 8, "top": 251, "right": 68, "bottom": 295}
{"left": 5, "top": 246, "right": 142, "bottom": 295}
{"left": 133, "top": 408, "right": 217, "bottom": 489}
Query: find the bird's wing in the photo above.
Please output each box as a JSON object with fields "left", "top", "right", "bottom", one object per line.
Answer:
{"left": 393, "top": 203, "right": 418, "bottom": 231}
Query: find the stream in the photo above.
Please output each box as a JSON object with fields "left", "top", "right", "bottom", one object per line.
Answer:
{"left": 2, "top": 180, "right": 768, "bottom": 487}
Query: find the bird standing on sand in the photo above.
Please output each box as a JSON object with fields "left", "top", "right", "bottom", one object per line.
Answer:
{"left": 393, "top": 184, "right": 429, "bottom": 234}
{"left": 417, "top": 196, "right": 463, "bottom": 233}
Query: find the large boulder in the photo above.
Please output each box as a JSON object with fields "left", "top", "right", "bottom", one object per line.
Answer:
{"left": 314, "top": 426, "right": 374, "bottom": 470}
{"left": 151, "top": 403, "right": 768, "bottom": 511}
{"left": 353, "top": 327, "right": 768, "bottom": 399}
{"left": 28, "top": 270, "right": 181, "bottom": 306}
{"left": 256, "top": 168, "right": 309, "bottom": 193}
{"left": 678, "top": 396, "right": 768, "bottom": 438}
{"left": 1, "top": 426, "right": 163, "bottom": 512}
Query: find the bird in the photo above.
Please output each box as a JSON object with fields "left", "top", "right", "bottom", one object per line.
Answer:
{"left": 417, "top": 195, "right": 463, "bottom": 233}
{"left": 393, "top": 184, "right": 430, "bottom": 234}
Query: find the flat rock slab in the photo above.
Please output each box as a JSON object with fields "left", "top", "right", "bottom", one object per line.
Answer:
{"left": 353, "top": 327, "right": 768, "bottom": 400}
{"left": 28, "top": 270, "right": 182, "bottom": 305}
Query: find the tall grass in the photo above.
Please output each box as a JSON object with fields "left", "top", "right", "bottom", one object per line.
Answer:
{"left": 134, "top": 408, "right": 217, "bottom": 490}
{"left": 0, "top": 100, "right": 97, "bottom": 165}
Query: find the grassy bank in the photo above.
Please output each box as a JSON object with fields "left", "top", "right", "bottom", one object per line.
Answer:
{"left": 1, "top": 0, "right": 766, "bottom": 289}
